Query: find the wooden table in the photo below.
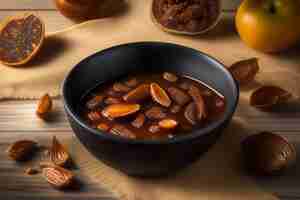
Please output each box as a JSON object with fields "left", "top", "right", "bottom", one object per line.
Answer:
{"left": 0, "top": 1, "right": 299, "bottom": 200}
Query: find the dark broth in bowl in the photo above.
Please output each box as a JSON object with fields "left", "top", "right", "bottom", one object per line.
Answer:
{"left": 79, "top": 72, "right": 226, "bottom": 140}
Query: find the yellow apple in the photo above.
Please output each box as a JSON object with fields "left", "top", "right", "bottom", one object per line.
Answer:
{"left": 236, "top": 0, "right": 300, "bottom": 53}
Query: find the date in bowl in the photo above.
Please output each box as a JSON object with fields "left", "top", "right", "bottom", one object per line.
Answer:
{"left": 62, "top": 42, "right": 239, "bottom": 177}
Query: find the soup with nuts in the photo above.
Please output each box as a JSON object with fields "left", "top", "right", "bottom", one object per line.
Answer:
{"left": 79, "top": 72, "right": 226, "bottom": 140}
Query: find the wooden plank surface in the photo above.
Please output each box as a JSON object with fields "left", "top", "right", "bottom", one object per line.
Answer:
{"left": 0, "top": 0, "right": 299, "bottom": 199}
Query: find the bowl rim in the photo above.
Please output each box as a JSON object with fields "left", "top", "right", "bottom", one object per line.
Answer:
{"left": 62, "top": 41, "right": 239, "bottom": 145}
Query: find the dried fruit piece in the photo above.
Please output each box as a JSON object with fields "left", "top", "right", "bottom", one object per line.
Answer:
{"left": 167, "top": 87, "right": 191, "bottom": 105}
{"left": 123, "top": 84, "right": 150, "bottom": 103}
{"left": 150, "top": 83, "right": 172, "bottom": 107}
{"left": 163, "top": 72, "right": 178, "bottom": 82}
{"left": 179, "top": 82, "right": 190, "bottom": 90}
{"left": 131, "top": 113, "right": 145, "bottom": 128}
{"left": 87, "top": 111, "right": 101, "bottom": 121}
{"left": 97, "top": 123, "right": 110, "bottom": 132}
{"left": 158, "top": 119, "right": 178, "bottom": 129}
{"left": 6, "top": 140, "right": 37, "bottom": 161}
{"left": 124, "top": 78, "right": 139, "bottom": 87}
{"left": 102, "top": 103, "right": 140, "bottom": 119}
{"left": 170, "top": 104, "right": 181, "bottom": 114}
{"left": 113, "top": 82, "right": 131, "bottom": 93}
{"left": 110, "top": 124, "right": 136, "bottom": 139}
{"left": 104, "top": 97, "right": 122, "bottom": 105}
{"left": 250, "top": 86, "right": 292, "bottom": 109}
{"left": 86, "top": 95, "right": 104, "bottom": 109}
{"left": 242, "top": 132, "right": 296, "bottom": 175}
{"left": 184, "top": 102, "right": 197, "bottom": 125}
{"left": 25, "top": 167, "right": 39, "bottom": 175}
{"left": 145, "top": 106, "right": 167, "bottom": 120}
{"left": 0, "top": 13, "right": 45, "bottom": 66}
{"left": 188, "top": 85, "right": 207, "bottom": 120}
{"left": 149, "top": 125, "right": 161, "bottom": 133}
{"left": 36, "top": 93, "right": 52, "bottom": 119}
{"left": 50, "top": 136, "right": 70, "bottom": 167}
{"left": 229, "top": 58, "right": 259, "bottom": 85}
{"left": 42, "top": 165, "right": 75, "bottom": 189}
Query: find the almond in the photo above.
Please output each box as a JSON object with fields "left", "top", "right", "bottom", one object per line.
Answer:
{"left": 184, "top": 102, "right": 197, "bottom": 125}
{"left": 167, "top": 87, "right": 191, "bottom": 105}
{"left": 102, "top": 103, "right": 140, "bottom": 119}
{"left": 86, "top": 95, "right": 104, "bottom": 109}
{"left": 158, "top": 119, "right": 178, "bottom": 129}
{"left": 113, "top": 82, "right": 131, "bottom": 93}
{"left": 6, "top": 140, "right": 37, "bottom": 161}
{"left": 229, "top": 58, "right": 259, "bottom": 85}
{"left": 50, "top": 136, "right": 70, "bottom": 167}
{"left": 110, "top": 124, "right": 136, "bottom": 139}
{"left": 150, "top": 83, "right": 172, "bottom": 107}
{"left": 97, "top": 123, "right": 110, "bottom": 131}
{"left": 123, "top": 84, "right": 150, "bottom": 103}
{"left": 36, "top": 93, "right": 52, "bottom": 119}
{"left": 42, "top": 165, "right": 74, "bottom": 189}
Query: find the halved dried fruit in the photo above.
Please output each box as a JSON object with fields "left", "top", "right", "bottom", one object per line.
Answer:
{"left": 250, "top": 86, "right": 292, "bottom": 109}
{"left": 97, "top": 123, "right": 110, "bottom": 132}
{"left": 170, "top": 104, "right": 181, "bottom": 114}
{"left": 123, "top": 84, "right": 150, "bottom": 103}
{"left": 150, "top": 83, "right": 171, "bottom": 107}
{"left": 86, "top": 95, "right": 104, "bottom": 109}
{"left": 87, "top": 111, "right": 101, "bottom": 121}
{"left": 184, "top": 102, "right": 197, "bottom": 125}
{"left": 229, "top": 58, "right": 259, "bottom": 85}
{"left": 145, "top": 106, "right": 167, "bottom": 120}
{"left": 167, "top": 87, "right": 191, "bottom": 105}
{"left": 113, "top": 82, "right": 131, "bottom": 93}
{"left": 148, "top": 125, "right": 161, "bottom": 133}
{"left": 104, "top": 97, "right": 122, "bottom": 105}
{"left": 188, "top": 85, "right": 207, "bottom": 120}
{"left": 131, "top": 113, "right": 145, "bottom": 128}
{"left": 42, "top": 165, "right": 74, "bottom": 189}
{"left": 158, "top": 119, "right": 178, "bottom": 129}
{"left": 179, "top": 82, "right": 190, "bottom": 90}
{"left": 50, "top": 136, "right": 70, "bottom": 167}
{"left": 36, "top": 93, "right": 52, "bottom": 119}
{"left": 163, "top": 72, "right": 178, "bottom": 82}
{"left": 102, "top": 103, "right": 140, "bottom": 119}
{"left": 124, "top": 78, "right": 139, "bottom": 88}
{"left": 6, "top": 140, "right": 37, "bottom": 161}
{"left": 0, "top": 13, "right": 45, "bottom": 66}
{"left": 110, "top": 124, "right": 136, "bottom": 139}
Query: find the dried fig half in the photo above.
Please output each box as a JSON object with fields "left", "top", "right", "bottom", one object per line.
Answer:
{"left": 167, "top": 87, "right": 191, "bottom": 105}
{"left": 0, "top": 13, "right": 45, "bottom": 66}
{"left": 150, "top": 83, "right": 172, "bottom": 107}
{"left": 188, "top": 85, "right": 207, "bottom": 120}
{"left": 102, "top": 103, "right": 140, "bottom": 119}
{"left": 242, "top": 132, "right": 296, "bottom": 175}
{"left": 6, "top": 140, "right": 37, "bottom": 161}
{"left": 123, "top": 84, "right": 150, "bottom": 103}
{"left": 229, "top": 58, "right": 259, "bottom": 85}
{"left": 250, "top": 86, "right": 292, "bottom": 109}
{"left": 42, "top": 165, "right": 75, "bottom": 189}
{"left": 50, "top": 136, "right": 70, "bottom": 167}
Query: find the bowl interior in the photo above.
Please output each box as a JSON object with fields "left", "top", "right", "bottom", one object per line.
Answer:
{"left": 63, "top": 42, "right": 239, "bottom": 143}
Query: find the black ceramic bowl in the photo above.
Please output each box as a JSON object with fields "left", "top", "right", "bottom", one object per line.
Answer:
{"left": 62, "top": 42, "right": 239, "bottom": 177}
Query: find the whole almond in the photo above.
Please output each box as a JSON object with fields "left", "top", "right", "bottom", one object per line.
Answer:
{"left": 42, "top": 165, "right": 74, "bottom": 189}
{"left": 6, "top": 140, "right": 37, "bottom": 161}
{"left": 50, "top": 136, "right": 70, "bottom": 167}
{"left": 36, "top": 93, "right": 53, "bottom": 119}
